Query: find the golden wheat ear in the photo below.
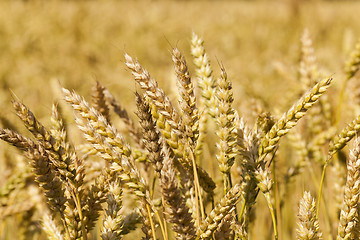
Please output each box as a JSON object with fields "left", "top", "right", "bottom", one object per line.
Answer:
{"left": 63, "top": 87, "right": 157, "bottom": 239}
{"left": 213, "top": 65, "right": 238, "bottom": 192}
{"left": 191, "top": 32, "right": 216, "bottom": 159}
{"left": 296, "top": 191, "right": 322, "bottom": 240}
{"left": 160, "top": 144, "right": 196, "bottom": 240}
{"left": 299, "top": 28, "right": 319, "bottom": 90}
{"left": 336, "top": 136, "right": 360, "bottom": 239}
{"left": 198, "top": 184, "right": 242, "bottom": 240}
{"left": 172, "top": 47, "right": 199, "bottom": 149}
{"left": 329, "top": 114, "right": 360, "bottom": 157}
{"left": 0, "top": 128, "right": 67, "bottom": 216}
{"left": 259, "top": 76, "right": 333, "bottom": 163}
{"left": 92, "top": 81, "right": 111, "bottom": 124}
{"left": 125, "top": 53, "right": 215, "bottom": 194}
{"left": 135, "top": 92, "right": 163, "bottom": 175}
{"left": 101, "top": 180, "right": 123, "bottom": 240}
{"left": 345, "top": 38, "right": 360, "bottom": 80}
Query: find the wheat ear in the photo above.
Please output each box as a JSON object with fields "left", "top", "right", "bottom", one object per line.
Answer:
{"left": 345, "top": 38, "right": 360, "bottom": 80}
{"left": 125, "top": 53, "right": 215, "bottom": 194}
{"left": 92, "top": 81, "right": 111, "bottom": 123}
{"left": 296, "top": 191, "right": 322, "bottom": 240}
{"left": 135, "top": 92, "right": 163, "bottom": 174}
{"left": 42, "top": 213, "right": 65, "bottom": 240}
{"left": 83, "top": 172, "right": 112, "bottom": 232}
{"left": 0, "top": 129, "right": 67, "bottom": 215}
{"left": 12, "top": 100, "right": 79, "bottom": 187}
{"left": 50, "top": 103, "right": 68, "bottom": 147}
{"left": 329, "top": 114, "right": 360, "bottom": 157}
{"left": 214, "top": 65, "right": 237, "bottom": 191}
{"left": 337, "top": 137, "right": 360, "bottom": 239}
{"left": 101, "top": 180, "right": 123, "bottom": 240}
{"left": 198, "top": 184, "right": 241, "bottom": 239}
{"left": 258, "top": 76, "right": 333, "bottom": 163}
{"left": 160, "top": 144, "right": 196, "bottom": 240}
{"left": 172, "top": 47, "right": 199, "bottom": 148}
{"left": 299, "top": 28, "right": 318, "bottom": 90}
{"left": 63, "top": 88, "right": 156, "bottom": 238}
{"left": 191, "top": 32, "right": 216, "bottom": 158}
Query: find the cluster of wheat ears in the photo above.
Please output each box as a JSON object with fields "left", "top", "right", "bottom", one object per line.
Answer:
{"left": 1, "top": 30, "right": 360, "bottom": 240}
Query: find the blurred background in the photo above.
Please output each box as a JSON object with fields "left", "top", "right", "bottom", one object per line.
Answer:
{"left": 1, "top": 0, "right": 359, "bottom": 117}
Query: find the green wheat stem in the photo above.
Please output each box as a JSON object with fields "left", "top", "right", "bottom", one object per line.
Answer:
{"left": 272, "top": 156, "right": 280, "bottom": 240}
{"left": 264, "top": 192, "right": 278, "bottom": 240}
{"left": 317, "top": 161, "right": 328, "bottom": 217}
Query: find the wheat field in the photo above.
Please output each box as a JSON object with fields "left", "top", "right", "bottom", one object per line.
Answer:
{"left": 2, "top": 1, "right": 360, "bottom": 240}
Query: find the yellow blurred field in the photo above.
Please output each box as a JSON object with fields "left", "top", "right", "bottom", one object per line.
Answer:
{"left": 0, "top": 1, "right": 359, "bottom": 107}
{"left": 2, "top": 1, "right": 360, "bottom": 239}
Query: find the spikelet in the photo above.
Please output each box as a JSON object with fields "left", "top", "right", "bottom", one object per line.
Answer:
{"left": 119, "top": 211, "right": 142, "bottom": 235}
{"left": 213, "top": 214, "right": 234, "bottom": 240}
